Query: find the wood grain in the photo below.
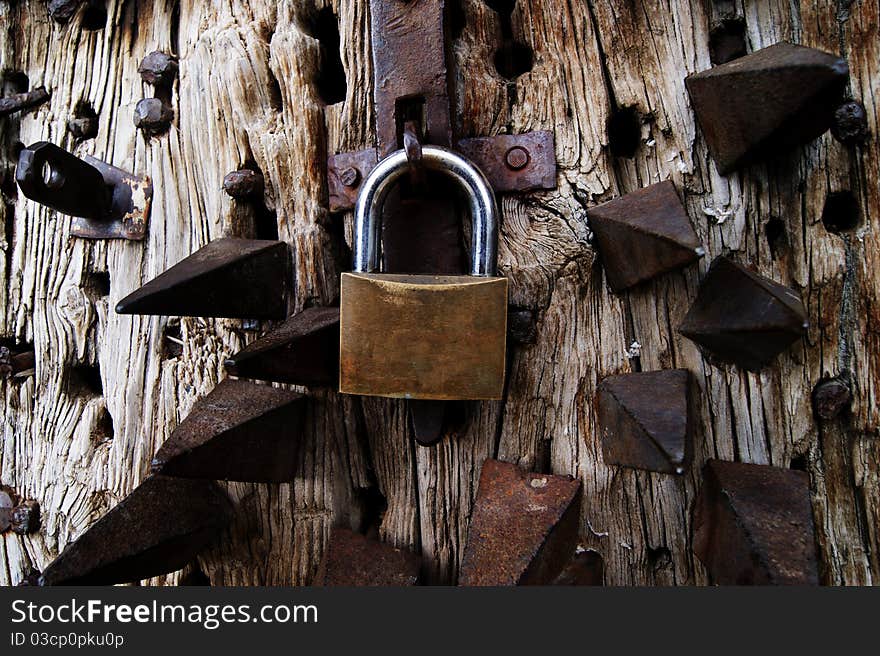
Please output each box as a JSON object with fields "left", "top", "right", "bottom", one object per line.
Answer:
{"left": 0, "top": 0, "right": 876, "bottom": 586}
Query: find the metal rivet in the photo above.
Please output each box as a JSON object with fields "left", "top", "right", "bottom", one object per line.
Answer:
{"left": 222, "top": 169, "right": 264, "bottom": 200}
{"left": 504, "top": 145, "right": 530, "bottom": 170}
{"left": 339, "top": 166, "right": 360, "bottom": 188}
{"left": 134, "top": 97, "right": 173, "bottom": 136}
{"left": 812, "top": 377, "right": 852, "bottom": 420}
{"left": 0, "top": 87, "right": 50, "bottom": 118}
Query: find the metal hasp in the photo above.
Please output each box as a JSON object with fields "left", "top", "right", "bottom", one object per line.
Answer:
{"left": 588, "top": 180, "right": 704, "bottom": 293}
{"left": 596, "top": 369, "right": 696, "bottom": 475}
{"left": 151, "top": 379, "right": 306, "bottom": 483}
{"left": 314, "top": 527, "right": 421, "bottom": 586}
{"left": 39, "top": 475, "right": 231, "bottom": 585}
{"left": 116, "top": 237, "right": 289, "bottom": 319}
{"left": 225, "top": 306, "right": 340, "bottom": 386}
{"left": 459, "top": 459, "right": 582, "bottom": 586}
{"left": 693, "top": 459, "right": 819, "bottom": 585}
{"left": 0, "top": 87, "right": 50, "bottom": 117}
{"left": 16, "top": 142, "right": 152, "bottom": 240}
{"left": 340, "top": 147, "right": 507, "bottom": 401}
{"left": 679, "top": 256, "right": 808, "bottom": 371}
{"left": 328, "top": 0, "right": 556, "bottom": 445}
{"left": 686, "top": 42, "right": 849, "bottom": 174}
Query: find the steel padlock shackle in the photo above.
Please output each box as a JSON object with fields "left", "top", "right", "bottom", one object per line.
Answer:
{"left": 352, "top": 146, "right": 499, "bottom": 276}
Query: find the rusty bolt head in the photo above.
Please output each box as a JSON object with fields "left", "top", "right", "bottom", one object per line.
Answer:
{"left": 67, "top": 116, "right": 98, "bottom": 141}
{"left": 222, "top": 169, "right": 264, "bottom": 200}
{"left": 831, "top": 101, "right": 869, "bottom": 145}
{"left": 508, "top": 308, "right": 537, "bottom": 344}
{"left": 11, "top": 500, "right": 40, "bottom": 534}
{"left": 138, "top": 51, "right": 179, "bottom": 88}
{"left": 504, "top": 145, "right": 530, "bottom": 171}
{"left": 812, "top": 378, "right": 852, "bottom": 420}
{"left": 339, "top": 166, "right": 361, "bottom": 188}
{"left": 134, "top": 98, "right": 174, "bottom": 136}
{"left": 49, "top": 0, "right": 81, "bottom": 23}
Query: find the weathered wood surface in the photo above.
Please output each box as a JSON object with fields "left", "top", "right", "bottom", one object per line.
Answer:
{"left": 0, "top": 0, "right": 877, "bottom": 586}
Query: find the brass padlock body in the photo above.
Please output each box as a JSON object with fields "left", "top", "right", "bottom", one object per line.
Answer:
{"left": 340, "top": 273, "right": 507, "bottom": 400}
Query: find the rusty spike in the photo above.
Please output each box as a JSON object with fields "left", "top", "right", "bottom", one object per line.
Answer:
{"left": 224, "top": 306, "right": 339, "bottom": 386}
{"left": 679, "top": 256, "right": 807, "bottom": 371}
{"left": 552, "top": 549, "right": 604, "bottom": 586}
{"left": 116, "top": 237, "right": 288, "bottom": 319}
{"left": 686, "top": 42, "right": 848, "bottom": 174}
{"left": 314, "top": 527, "right": 421, "bottom": 586}
{"left": 596, "top": 369, "right": 695, "bottom": 475}
{"left": 40, "top": 476, "right": 231, "bottom": 586}
{"left": 459, "top": 459, "right": 582, "bottom": 586}
{"left": 694, "top": 459, "right": 818, "bottom": 585}
{"left": 0, "top": 87, "right": 50, "bottom": 117}
{"left": 588, "top": 181, "right": 704, "bottom": 293}
{"left": 151, "top": 379, "right": 306, "bottom": 483}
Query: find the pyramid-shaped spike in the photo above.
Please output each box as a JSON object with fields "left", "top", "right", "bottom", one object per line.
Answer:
{"left": 116, "top": 237, "right": 289, "bottom": 319}
{"left": 459, "top": 459, "right": 581, "bottom": 586}
{"left": 686, "top": 42, "right": 848, "bottom": 174}
{"left": 589, "top": 181, "right": 704, "bottom": 293}
{"left": 694, "top": 459, "right": 818, "bottom": 585}
{"left": 679, "top": 256, "right": 807, "bottom": 371}
{"left": 596, "top": 369, "right": 695, "bottom": 474}
{"left": 224, "top": 307, "right": 339, "bottom": 386}
{"left": 151, "top": 379, "right": 306, "bottom": 483}
{"left": 40, "top": 476, "right": 231, "bottom": 586}
{"left": 314, "top": 527, "right": 421, "bottom": 586}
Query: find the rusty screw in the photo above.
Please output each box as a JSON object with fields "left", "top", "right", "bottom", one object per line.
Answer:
{"left": 0, "top": 88, "right": 50, "bottom": 118}
{"left": 812, "top": 377, "right": 852, "bottom": 420}
{"left": 339, "top": 166, "right": 361, "bottom": 188}
{"left": 222, "top": 169, "right": 264, "bottom": 200}
{"left": 134, "top": 98, "right": 173, "bottom": 136}
{"left": 138, "top": 51, "right": 179, "bottom": 89}
{"left": 504, "top": 145, "right": 530, "bottom": 171}
{"left": 831, "top": 100, "right": 869, "bottom": 145}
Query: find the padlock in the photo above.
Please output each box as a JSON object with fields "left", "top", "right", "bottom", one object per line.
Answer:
{"left": 339, "top": 146, "right": 507, "bottom": 400}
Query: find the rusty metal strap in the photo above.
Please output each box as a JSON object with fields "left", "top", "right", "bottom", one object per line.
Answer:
{"left": 328, "top": 131, "right": 557, "bottom": 212}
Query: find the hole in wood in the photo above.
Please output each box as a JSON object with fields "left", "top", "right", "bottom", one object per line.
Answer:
{"left": 81, "top": 0, "right": 107, "bottom": 31}
{"left": 485, "top": 0, "right": 534, "bottom": 81}
{"left": 448, "top": 0, "right": 466, "bottom": 39}
{"left": 266, "top": 69, "right": 283, "bottom": 112}
{"left": 494, "top": 41, "right": 534, "bottom": 80}
{"left": 356, "top": 485, "right": 388, "bottom": 538}
{"left": 764, "top": 217, "right": 787, "bottom": 259}
{"left": 68, "top": 101, "right": 99, "bottom": 141}
{"left": 709, "top": 18, "right": 747, "bottom": 65}
{"left": 789, "top": 455, "right": 808, "bottom": 472}
{"left": 66, "top": 363, "right": 103, "bottom": 397}
{"left": 92, "top": 406, "right": 114, "bottom": 444}
{"left": 607, "top": 106, "right": 642, "bottom": 158}
{"left": 84, "top": 271, "right": 111, "bottom": 300}
{"left": 310, "top": 7, "right": 347, "bottom": 106}
{"left": 163, "top": 320, "right": 183, "bottom": 360}
{"left": 821, "top": 191, "right": 860, "bottom": 233}
{"left": 2, "top": 71, "right": 29, "bottom": 95}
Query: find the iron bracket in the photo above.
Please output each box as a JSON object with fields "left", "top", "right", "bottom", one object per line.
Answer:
{"left": 16, "top": 141, "right": 151, "bottom": 241}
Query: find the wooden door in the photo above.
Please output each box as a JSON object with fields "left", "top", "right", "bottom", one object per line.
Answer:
{"left": 1, "top": 0, "right": 877, "bottom": 586}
